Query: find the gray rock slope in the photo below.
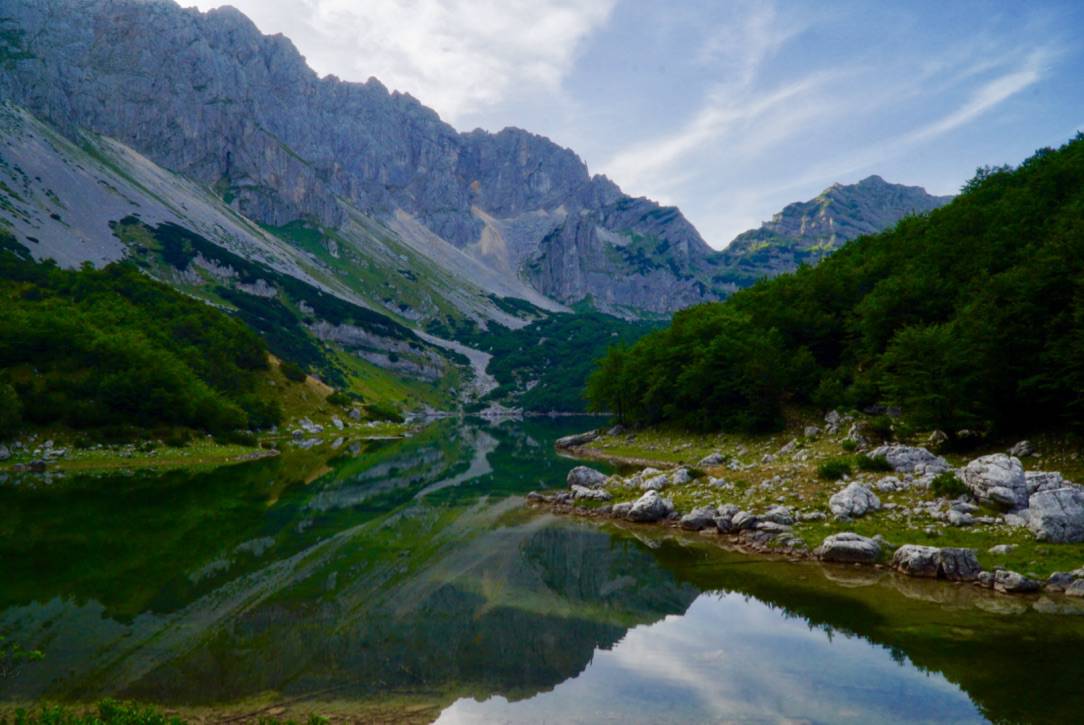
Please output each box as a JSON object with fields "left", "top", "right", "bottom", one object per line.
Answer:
{"left": 719, "top": 175, "right": 952, "bottom": 283}
{"left": 0, "top": 0, "right": 721, "bottom": 314}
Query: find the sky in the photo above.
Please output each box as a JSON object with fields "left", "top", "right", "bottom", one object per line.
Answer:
{"left": 189, "top": 0, "right": 1084, "bottom": 247}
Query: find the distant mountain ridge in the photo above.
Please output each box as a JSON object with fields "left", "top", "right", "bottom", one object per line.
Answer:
{"left": 718, "top": 175, "right": 953, "bottom": 284}
{"left": 0, "top": 0, "right": 722, "bottom": 314}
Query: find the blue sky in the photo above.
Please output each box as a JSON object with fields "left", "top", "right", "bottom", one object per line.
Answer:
{"left": 192, "top": 0, "right": 1084, "bottom": 246}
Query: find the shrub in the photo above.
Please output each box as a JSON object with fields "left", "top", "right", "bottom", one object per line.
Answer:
{"left": 280, "top": 360, "right": 307, "bottom": 383}
{"left": 868, "top": 415, "right": 894, "bottom": 442}
{"left": 818, "top": 458, "right": 853, "bottom": 480}
{"left": 931, "top": 471, "right": 969, "bottom": 498}
{"left": 841, "top": 439, "right": 858, "bottom": 452}
{"left": 326, "top": 390, "right": 352, "bottom": 407}
{"left": 365, "top": 401, "right": 404, "bottom": 423}
{"left": 856, "top": 453, "right": 892, "bottom": 472}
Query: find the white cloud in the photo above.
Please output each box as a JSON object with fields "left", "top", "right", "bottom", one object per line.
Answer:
{"left": 191, "top": 0, "right": 616, "bottom": 124}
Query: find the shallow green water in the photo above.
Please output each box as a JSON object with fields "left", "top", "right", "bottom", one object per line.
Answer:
{"left": 1, "top": 418, "right": 1083, "bottom": 723}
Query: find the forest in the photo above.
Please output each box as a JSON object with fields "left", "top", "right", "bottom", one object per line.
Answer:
{"left": 0, "top": 232, "right": 279, "bottom": 438}
{"left": 587, "top": 135, "right": 1084, "bottom": 435}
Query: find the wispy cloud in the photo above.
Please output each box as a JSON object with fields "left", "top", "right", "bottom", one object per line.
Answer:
{"left": 193, "top": 0, "right": 616, "bottom": 123}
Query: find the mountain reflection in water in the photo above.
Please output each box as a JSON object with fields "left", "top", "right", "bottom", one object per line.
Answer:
{"left": 1, "top": 418, "right": 1082, "bottom": 723}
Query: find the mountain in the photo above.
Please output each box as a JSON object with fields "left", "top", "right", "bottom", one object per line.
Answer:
{"left": 0, "top": 0, "right": 723, "bottom": 316}
{"left": 586, "top": 136, "right": 1084, "bottom": 433}
{"left": 717, "top": 175, "right": 953, "bottom": 285}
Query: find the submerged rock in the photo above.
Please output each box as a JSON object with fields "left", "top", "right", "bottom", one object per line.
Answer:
{"left": 829, "top": 482, "right": 881, "bottom": 518}
{"left": 962, "top": 454, "right": 1028, "bottom": 509}
{"left": 814, "top": 532, "right": 881, "bottom": 563}
{"left": 567, "top": 465, "right": 608, "bottom": 488}
{"left": 1027, "top": 487, "right": 1084, "bottom": 542}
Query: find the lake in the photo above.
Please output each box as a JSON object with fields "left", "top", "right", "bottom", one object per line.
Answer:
{"left": 2, "top": 418, "right": 1083, "bottom": 723}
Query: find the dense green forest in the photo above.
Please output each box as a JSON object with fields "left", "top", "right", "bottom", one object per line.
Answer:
{"left": 0, "top": 232, "right": 280, "bottom": 437}
{"left": 587, "top": 134, "right": 1084, "bottom": 434}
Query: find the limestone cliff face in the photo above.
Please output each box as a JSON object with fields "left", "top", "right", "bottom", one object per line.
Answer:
{"left": 0, "top": 0, "right": 719, "bottom": 313}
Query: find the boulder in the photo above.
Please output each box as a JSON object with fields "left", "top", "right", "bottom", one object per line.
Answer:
{"left": 567, "top": 466, "right": 608, "bottom": 489}
{"left": 947, "top": 509, "right": 974, "bottom": 527}
{"left": 0, "top": 444, "right": 9, "bottom": 461}
{"left": 994, "top": 570, "right": 1041, "bottom": 594}
{"left": 606, "top": 425, "right": 625, "bottom": 436}
{"left": 1066, "top": 579, "right": 1084, "bottom": 598}
{"left": 939, "top": 548, "right": 982, "bottom": 581}
{"left": 814, "top": 532, "right": 881, "bottom": 564}
{"left": 571, "top": 484, "right": 611, "bottom": 501}
{"left": 555, "top": 431, "right": 598, "bottom": 449}
{"left": 1009, "top": 440, "right": 1035, "bottom": 458}
{"left": 697, "top": 452, "right": 726, "bottom": 466}
{"left": 713, "top": 504, "right": 741, "bottom": 533}
{"left": 1025, "top": 471, "right": 1067, "bottom": 495}
{"left": 962, "top": 454, "right": 1028, "bottom": 510}
{"left": 611, "top": 502, "right": 632, "bottom": 518}
{"left": 627, "top": 490, "right": 674, "bottom": 523}
{"left": 1045, "top": 571, "right": 1081, "bottom": 592}
{"left": 875, "top": 476, "right": 902, "bottom": 492}
{"left": 891, "top": 545, "right": 941, "bottom": 578}
{"left": 1027, "top": 487, "right": 1084, "bottom": 542}
{"left": 829, "top": 482, "right": 881, "bottom": 518}
{"left": 868, "top": 445, "right": 950, "bottom": 475}
{"left": 680, "top": 506, "right": 719, "bottom": 531}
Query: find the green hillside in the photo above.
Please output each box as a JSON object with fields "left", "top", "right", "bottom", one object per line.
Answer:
{"left": 587, "top": 135, "right": 1084, "bottom": 434}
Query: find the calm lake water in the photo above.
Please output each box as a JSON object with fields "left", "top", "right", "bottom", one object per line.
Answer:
{"left": 2, "top": 418, "right": 1083, "bottom": 723}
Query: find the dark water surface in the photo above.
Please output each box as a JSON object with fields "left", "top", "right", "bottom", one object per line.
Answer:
{"left": 2, "top": 418, "right": 1083, "bottom": 723}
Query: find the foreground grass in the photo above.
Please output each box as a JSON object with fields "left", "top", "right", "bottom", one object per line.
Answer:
{"left": 576, "top": 417, "right": 1084, "bottom": 580}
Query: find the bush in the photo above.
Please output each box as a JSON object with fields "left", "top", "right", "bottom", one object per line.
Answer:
{"left": 856, "top": 453, "right": 892, "bottom": 472}
{"left": 280, "top": 360, "right": 307, "bottom": 382}
{"left": 867, "top": 415, "right": 894, "bottom": 442}
{"left": 931, "top": 471, "right": 969, "bottom": 498}
{"left": 841, "top": 439, "right": 858, "bottom": 452}
{"left": 326, "top": 390, "right": 352, "bottom": 407}
{"left": 365, "top": 401, "right": 404, "bottom": 423}
{"left": 818, "top": 458, "right": 853, "bottom": 480}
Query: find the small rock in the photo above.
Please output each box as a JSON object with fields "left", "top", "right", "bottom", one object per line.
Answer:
{"left": 611, "top": 502, "right": 632, "bottom": 518}
{"left": 814, "top": 532, "right": 881, "bottom": 563}
{"left": 1066, "top": 579, "right": 1084, "bottom": 598}
{"left": 803, "top": 426, "right": 821, "bottom": 439}
{"left": 606, "top": 425, "right": 626, "bottom": 436}
{"left": 1009, "top": 440, "right": 1035, "bottom": 458}
{"left": 988, "top": 544, "right": 1016, "bottom": 555}
{"left": 977, "top": 571, "right": 995, "bottom": 588}
{"left": 731, "top": 511, "right": 759, "bottom": 531}
{"left": 1025, "top": 471, "right": 1068, "bottom": 495}
{"left": 947, "top": 509, "right": 974, "bottom": 527}
{"left": 891, "top": 544, "right": 941, "bottom": 578}
{"left": 640, "top": 474, "right": 669, "bottom": 491}
{"left": 670, "top": 467, "right": 693, "bottom": 485}
{"left": 1045, "top": 571, "right": 1078, "bottom": 592}
{"left": 939, "top": 548, "right": 982, "bottom": 581}
{"left": 760, "top": 505, "right": 795, "bottom": 526}
{"left": 927, "top": 430, "right": 949, "bottom": 450}
{"left": 799, "top": 511, "right": 826, "bottom": 522}
{"left": 697, "top": 452, "right": 726, "bottom": 466}
{"left": 0, "top": 445, "right": 10, "bottom": 461}
{"left": 868, "top": 445, "right": 950, "bottom": 475}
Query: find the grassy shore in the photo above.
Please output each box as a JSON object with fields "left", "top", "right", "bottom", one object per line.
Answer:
{"left": 561, "top": 416, "right": 1084, "bottom": 581}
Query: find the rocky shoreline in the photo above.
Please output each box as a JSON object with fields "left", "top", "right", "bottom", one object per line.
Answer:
{"left": 529, "top": 419, "right": 1084, "bottom": 597}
